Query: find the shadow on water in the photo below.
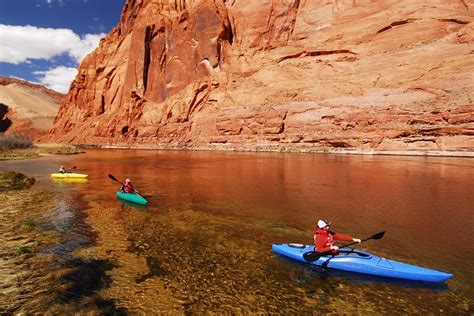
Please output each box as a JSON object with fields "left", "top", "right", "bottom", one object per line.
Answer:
{"left": 134, "top": 256, "right": 166, "bottom": 283}
{"left": 58, "top": 258, "right": 127, "bottom": 315}
{"left": 37, "top": 191, "right": 127, "bottom": 313}
{"left": 276, "top": 256, "right": 451, "bottom": 291}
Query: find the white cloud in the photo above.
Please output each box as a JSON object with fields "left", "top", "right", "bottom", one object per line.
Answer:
{"left": 0, "top": 24, "right": 105, "bottom": 64}
{"left": 68, "top": 33, "right": 105, "bottom": 62}
{"left": 34, "top": 66, "right": 78, "bottom": 93}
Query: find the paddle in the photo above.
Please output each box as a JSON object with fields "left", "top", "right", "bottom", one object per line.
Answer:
{"left": 108, "top": 174, "right": 140, "bottom": 194}
{"left": 302, "top": 231, "right": 385, "bottom": 263}
{"left": 65, "top": 166, "right": 76, "bottom": 173}
{"left": 108, "top": 173, "right": 121, "bottom": 184}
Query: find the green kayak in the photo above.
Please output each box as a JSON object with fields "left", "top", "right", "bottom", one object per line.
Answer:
{"left": 116, "top": 191, "right": 148, "bottom": 205}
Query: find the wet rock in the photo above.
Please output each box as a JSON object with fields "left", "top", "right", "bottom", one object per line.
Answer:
{"left": 0, "top": 171, "right": 36, "bottom": 190}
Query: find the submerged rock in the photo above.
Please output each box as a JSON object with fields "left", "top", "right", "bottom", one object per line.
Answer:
{"left": 0, "top": 171, "right": 36, "bottom": 190}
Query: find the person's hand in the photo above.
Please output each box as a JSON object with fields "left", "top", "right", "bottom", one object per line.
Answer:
{"left": 353, "top": 238, "right": 361, "bottom": 243}
{"left": 330, "top": 245, "right": 339, "bottom": 251}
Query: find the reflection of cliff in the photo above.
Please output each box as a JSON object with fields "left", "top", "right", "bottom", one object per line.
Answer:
{"left": 0, "top": 77, "right": 62, "bottom": 139}
{"left": 48, "top": 0, "right": 474, "bottom": 156}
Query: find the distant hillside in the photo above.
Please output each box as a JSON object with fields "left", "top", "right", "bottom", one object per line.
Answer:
{"left": 0, "top": 76, "right": 63, "bottom": 140}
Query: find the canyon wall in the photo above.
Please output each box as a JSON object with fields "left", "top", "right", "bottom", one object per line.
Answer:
{"left": 47, "top": 0, "right": 474, "bottom": 155}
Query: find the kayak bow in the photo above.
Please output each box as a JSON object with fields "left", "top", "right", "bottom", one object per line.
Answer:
{"left": 272, "top": 243, "right": 453, "bottom": 283}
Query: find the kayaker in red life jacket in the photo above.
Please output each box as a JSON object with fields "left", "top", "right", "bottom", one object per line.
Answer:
{"left": 314, "top": 219, "right": 361, "bottom": 254}
{"left": 120, "top": 179, "right": 138, "bottom": 194}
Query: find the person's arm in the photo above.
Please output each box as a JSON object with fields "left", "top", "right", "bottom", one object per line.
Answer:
{"left": 333, "top": 233, "right": 354, "bottom": 242}
{"left": 334, "top": 233, "right": 361, "bottom": 243}
{"left": 120, "top": 184, "right": 125, "bottom": 192}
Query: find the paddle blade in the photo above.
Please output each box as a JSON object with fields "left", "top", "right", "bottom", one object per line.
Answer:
{"left": 368, "top": 231, "right": 385, "bottom": 241}
{"left": 303, "top": 251, "right": 321, "bottom": 262}
{"left": 108, "top": 174, "right": 120, "bottom": 183}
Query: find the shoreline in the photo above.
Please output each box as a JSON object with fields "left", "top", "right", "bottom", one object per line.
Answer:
{"left": 3, "top": 143, "right": 473, "bottom": 160}
{"left": 79, "top": 143, "right": 474, "bottom": 158}
{"left": 0, "top": 145, "right": 85, "bottom": 161}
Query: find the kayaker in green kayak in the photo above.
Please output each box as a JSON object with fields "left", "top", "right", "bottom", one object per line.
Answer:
{"left": 120, "top": 178, "right": 138, "bottom": 194}
{"left": 314, "top": 219, "right": 361, "bottom": 254}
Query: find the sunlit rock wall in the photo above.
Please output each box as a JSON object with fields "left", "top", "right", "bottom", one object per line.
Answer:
{"left": 48, "top": 0, "right": 474, "bottom": 155}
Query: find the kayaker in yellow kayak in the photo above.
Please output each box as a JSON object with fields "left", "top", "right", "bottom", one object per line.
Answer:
{"left": 313, "top": 219, "right": 361, "bottom": 254}
{"left": 58, "top": 166, "right": 75, "bottom": 174}
{"left": 120, "top": 178, "right": 139, "bottom": 194}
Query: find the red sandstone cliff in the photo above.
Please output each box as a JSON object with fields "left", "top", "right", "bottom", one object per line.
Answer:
{"left": 0, "top": 77, "right": 63, "bottom": 139}
{"left": 48, "top": 0, "right": 474, "bottom": 155}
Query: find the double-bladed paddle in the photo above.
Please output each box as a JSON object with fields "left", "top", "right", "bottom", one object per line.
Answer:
{"left": 108, "top": 174, "right": 140, "bottom": 194}
{"left": 302, "top": 231, "right": 385, "bottom": 263}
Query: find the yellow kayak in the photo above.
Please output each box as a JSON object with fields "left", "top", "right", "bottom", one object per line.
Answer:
{"left": 51, "top": 173, "right": 88, "bottom": 179}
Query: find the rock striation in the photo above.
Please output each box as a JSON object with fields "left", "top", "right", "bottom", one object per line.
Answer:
{"left": 48, "top": 0, "right": 474, "bottom": 156}
{"left": 0, "top": 77, "right": 63, "bottom": 139}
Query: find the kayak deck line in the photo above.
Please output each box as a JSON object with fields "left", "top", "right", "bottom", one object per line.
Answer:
{"left": 272, "top": 243, "right": 453, "bottom": 283}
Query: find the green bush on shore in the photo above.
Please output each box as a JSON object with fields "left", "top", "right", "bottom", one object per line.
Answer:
{"left": 0, "top": 134, "right": 33, "bottom": 150}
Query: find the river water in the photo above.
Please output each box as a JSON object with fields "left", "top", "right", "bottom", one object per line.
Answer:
{"left": 1, "top": 149, "right": 473, "bottom": 314}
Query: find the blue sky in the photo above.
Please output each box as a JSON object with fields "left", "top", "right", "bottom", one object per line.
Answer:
{"left": 0, "top": 0, "right": 125, "bottom": 93}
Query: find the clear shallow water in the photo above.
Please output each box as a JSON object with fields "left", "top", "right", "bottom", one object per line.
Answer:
{"left": 1, "top": 149, "right": 473, "bottom": 314}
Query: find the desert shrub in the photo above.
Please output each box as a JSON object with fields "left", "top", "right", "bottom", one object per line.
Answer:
{"left": 0, "top": 134, "right": 33, "bottom": 149}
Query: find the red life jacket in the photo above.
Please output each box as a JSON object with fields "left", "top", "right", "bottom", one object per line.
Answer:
{"left": 313, "top": 227, "right": 353, "bottom": 253}
{"left": 313, "top": 227, "right": 335, "bottom": 252}
{"left": 123, "top": 183, "right": 134, "bottom": 193}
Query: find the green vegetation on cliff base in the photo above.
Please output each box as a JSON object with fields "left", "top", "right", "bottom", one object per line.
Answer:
{"left": 0, "top": 171, "right": 36, "bottom": 191}
{"left": 0, "top": 136, "right": 85, "bottom": 161}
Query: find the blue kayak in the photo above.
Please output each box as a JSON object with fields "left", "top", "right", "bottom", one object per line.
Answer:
{"left": 272, "top": 244, "right": 453, "bottom": 283}
{"left": 116, "top": 191, "right": 148, "bottom": 205}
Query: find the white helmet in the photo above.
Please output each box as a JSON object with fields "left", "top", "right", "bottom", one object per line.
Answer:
{"left": 317, "top": 219, "right": 331, "bottom": 228}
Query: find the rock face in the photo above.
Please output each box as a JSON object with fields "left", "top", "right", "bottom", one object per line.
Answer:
{"left": 48, "top": 0, "right": 474, "bottom": 155}
{"left": 0, "top": 77, "right": 63, "bottom": 139}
